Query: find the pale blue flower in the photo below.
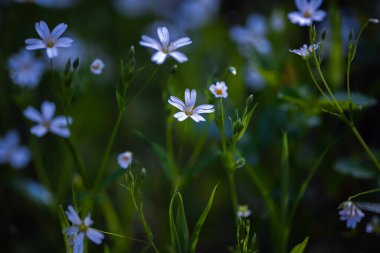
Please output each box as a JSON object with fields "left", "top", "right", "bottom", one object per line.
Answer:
{"left": 7, "top": 50, "right": 45, "bottom": 88}
{"left": 17, "top": 179, "right": 53, "bottom": 205}
{"left": 90, "top": 59, "right": 105, "bottom": 75}
{"left": 290, "top": 43, "right": 319, "bottom": 59}
{"left": 140, "top": 26, "right": 192, "bottom": 64}
{"left": 339, "top": 200, "right": 365, "bottom": 229}
{"left": 288, "top": 0, "right": 326, "bottom": 26}
{"left": 230, "top": 14, "right": 271, "bottom": 55}
{"left": 65, "top": 205, "right": 104, "bottom": 253}
{"left": 0, "top": 130, "right": 31, "bottom": 169}
{"left": 168, "top": 89, "right": 214, "bottom": 122}
{"left": 15, "top": 0, "right": 77, "bottom": 8}
{"left": 117, "top": 151, "right": 133, "bottom": 169}
{"left": 113, "top": 0, "right": 152, "bottom": 17}
{"left": 25, "top": 21, "right": 73, "bottom": 59}
{"left": 245, "top": 64, "right": 265, "bottom": 91}
{"left": 209, "top": 81, "right": 228, "bottom": 98}
{"left": 237, "top": 205, "right": 252, "bottom": 218}
{"left": 24, "top": 101, "right": 72, "bottom": 138}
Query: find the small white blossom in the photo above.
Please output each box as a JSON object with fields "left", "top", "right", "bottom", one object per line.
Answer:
{"left": 209, "top": 81, "right": 228, "bottom": 98}
{"left": 290, "top": 43, "right": 319, "bottom": 59}
{"left": 338, "top": 200, "right": 365, "bottom": 229}
{"left": 237, "top": 205, "right": 252, "bottom": 218}
{"left": 117, "top": 151, "right": 133, "bottom": 169}
{"left": 64, "top": 205, "right": 104, "bottom": 253}
{"left": 168, "top": 89, "right": 214, "bottom": 122}
{"left": 25, "top": 20, "right": 73, "bottom": 59}
{"left": 288, "top": 0, "right": 327, "bottom": 26}
{"left": 139, "top": 26, "right": 192, "bottom": 64}
{"left": 7, "top": 50, "right": 45, "bottom": 88}
{"left": 90, "top": 59, "right": 105, "bottom": 75}
{"left": 0, "top": 130, "right": 31, "bottom": 169}
{"left": 23, "top": 101, "right": 72, "bottom": 138}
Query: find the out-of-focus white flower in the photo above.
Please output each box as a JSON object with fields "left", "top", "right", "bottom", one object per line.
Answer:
{"left": 140, "top": 26, "right": 192, "bottom": 64}
{"left": 0, "top": 130, "right": 31, "bottom": 169}
{"left": 17, "top": 179, "right": 53, "bottom": 205}
{"left": 23, "top": 101, "right": 72, "bottom": 138}
{"left": 113, "top": 0, "right": 152, "bottom": 17}
{"left": 237, "top": 205, "right": 252, "bottom": 218}
{"left": 168, "top": 88, "right": 214, "bottom": 122}
{"left": 290, "top": 43, "right": 319, "bottom": 59}
{"left": 209, "top": 81, "right": 228, "bottom": 98}
{"left": 117, "top": 151, "right": 133, "bottom": 169}
{"left": 25, "top": 20, "right": 73, "bottom": 59}
{"left": 245, "top": 64, "right": 265, "bottom": 91}
{"left": 270, "top": 10, "right": 285, "bottom": 32}
{"left": 338, "top": 200, "right": 365, "bottom": 229}
{"left": 7, "top": 50, "right": 45, "bottom": 88}
{"left": 90, "top": 59, "right": 105, "bottom": 75}
{"left": 230, "top": 14, "right": 271, "bottom": 55}
{"left": 366, "top": 216, "right": 380, "bottom": 234}
{"left": 14, "top": 0, "right": 78, "bottom": 8}
{"left": 288, "top": 0, "right": 326, "bottom": 26}
{"left": 228, "top": 66, "right": 237, "bottom": 75}
{"left": 64, "top": 205, "right": 104, "bottom": 253}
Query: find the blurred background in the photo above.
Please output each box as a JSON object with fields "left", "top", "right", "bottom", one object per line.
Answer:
{"left": 1, "top": 0, "right": 380, "bottom": 252}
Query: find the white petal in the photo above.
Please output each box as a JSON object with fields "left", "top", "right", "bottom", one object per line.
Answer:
{"left": 35, "top": 21, "right": 50, "bottom": 40}
{"left": 73, "top": 232, "right": 85, "bottom": 253}
{"left": 24, "top": 106, "right": 43, "bottom": 123}
{"left": 295, "top": 0, "right": 307, "bottom": 12}
{"left": 41, "top": 101, "right": 56, "bottom": 120}
{"left": 310, "top": 0, "right": 323, "bottom": 10}
{"left": 30, "top": 124, "right": 48, "bottom": 137}
{"left": 312, "top": 10, "right": 326, "bottom": 21}
{"left": 190, "top": 114, "right": 205, "bottom": 122}
{"left": 64, "top": 226, "right": 80, "bottom": 236}
{"left": 174, "top": 112, "right": 188, "bottom": 121}
{"left": 50, "top": 125, "right": 70, "bottom": 138}
{"left": 51, "top": 23, "right": 67, "bottom": 38}
{"left": 168, "top": 96, "right": 185, "bottom": 111}
{"left": 117, "top": 151, "right": 133, "bottom": 169}
{"left": 194, "top": 104, "right": 215, "bottom": 114}
{"left": 140, "top": 36, "right": 161, "bottom": 50}
{"left": 26, "top": 44, "right": 46, "bottom": 50}
{"left": 184, "top": 89, "right": 191, "bottom": 106}
{"left": 46, "top": 47, "right": 58, "bottom": 58}
{"left": 84, "top": 214, "right": 93, "bottom": 226}
{"left": 4, "top": 130, "right": 20, "bottom": 146}
{"left": 86, "top": 228, "right": 104, "bottom": 245}
{"left": 25, "top": 38, "right": 45, "bottom": 46}
{"left": 51, "top": 116, "right": 73, "bottom": 126}
{"left": 187, "top": 89, "right": 197, "bottom": 108}
{"left": 157, "top": 26, "right": 170, "bottom": 48}
{"left": 55, "top": 37, "right": 73, "bottom": 47}
{"left": 151, "top": 51, "right": 167, "bottom": 64}
{"left": 169, "top": 51, "right": 188, "bottom": 63}
{"left": 171, "top": 37, "right": 192, "bottom": 49}
{"left": 66, "top": 205, "right": 82, "bottom": 225}
{"left": 288, "top": 12, "right": 312, "bottom": 26}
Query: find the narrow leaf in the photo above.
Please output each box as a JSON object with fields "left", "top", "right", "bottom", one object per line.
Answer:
{"left": 290, "top": 236, "right": 309, "bottom": 253}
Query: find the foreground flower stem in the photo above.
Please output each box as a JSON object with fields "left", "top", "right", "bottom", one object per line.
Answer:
{"left": 348, "top": 188, "right": 380, "bottom": 201}
{"left": 65, "top": 137, "right": 90, "bottom": 187}
{"left": 305, "top": 60, "right": 331, "bottom": 104}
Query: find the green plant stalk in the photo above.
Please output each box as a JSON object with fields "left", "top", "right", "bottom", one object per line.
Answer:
{"left": 165, "top": 115, "right": 179, "bottom": 188}
{"left": 228, "top": 171, "right": 239, "bottom": 225}
{"left": 29, "top": 137, "right": 52, "bottom": 191}
{"left": 219, "top": 98, "right": 227, "bottom": 153}
{"left": 65, "top": 137, "right": 90, "bottom": 187}
{"left": 350, "top": 125, "right": 380, "bottom": 171}
{"left": 349, "top": 188, "right": 380, "bottom": 201}
{"left": 306, "top": 60, "right": 331, "bottom": 104}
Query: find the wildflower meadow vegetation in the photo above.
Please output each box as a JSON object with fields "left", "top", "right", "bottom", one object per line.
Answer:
{"left": 2, "top": 0, "right": 380, "bottom": 252}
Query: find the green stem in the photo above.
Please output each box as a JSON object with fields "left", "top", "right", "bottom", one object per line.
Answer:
{"left": 93, "top": 229, "right": 147, "bottom": 243}
{"left": 350, "top": 125, "right": 380, "bottom": 172}
{"left": 94, "top": 112, "right": 124, "bottom": 191}
{"left": 349, "top": 188, "right": 380, "bottom": 201}
{"left": 30, "top": 138, "right": 52, "bottom": 191}
{"left": 306, "top": 60, "right": 331, "bottom": 105}
{"left": 65, "top": 138, "right": 90, "bottom": 187}
{"left": 228, "top": 172, "right": 239, "bottom": 226}
{"left": 219, "top": 98, "right": 227, "bottom": 153}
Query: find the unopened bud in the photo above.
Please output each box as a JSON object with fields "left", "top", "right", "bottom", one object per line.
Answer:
{"left": 73, "top": 58, "right": 80, "bottom": 70}
{"left": 368, "top": 18, "right": 379, "bottom": 24}
{"left": 321, "top": 30, "right": 326, "bottom": 40}
{"left": 228, "top": 66, "right": 237, "bottom": 75}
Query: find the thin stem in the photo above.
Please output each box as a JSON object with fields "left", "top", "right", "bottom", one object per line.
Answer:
{"left": 349, "top": 188, "right": 380, "bottom": 201}
{"left": 350, "top": 125, "right": 380, "bottom": 172}
{"left": 306, "top": 60, "right": 332, "bottom": 105}
{"left": 219, "top": 98, "right": 227, "bottom": 153}
{"left": 30, "top": 138, "right": 52, "bottom": 191}
{"left": 92, "top": 229, "right": 147, "bottom": 243}
{"left": 228, "top": 172, "right": 239, "bottom": 226}
{"left": 65, "top": 138, "right": 90, "bottom": 187}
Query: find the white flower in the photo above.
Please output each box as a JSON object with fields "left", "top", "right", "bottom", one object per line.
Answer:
{"left": 168, "top": 89, "right": 214, "bottom": 122}
{"left": 25, "top": 20, "right": 73, "bottom": 59}
{"left": 64, "top": 205, "right": 104, "bottom": 253}
{"left": 139, "top": 26, "right": 192, "bottom": 64}
{"left": 23, "top": 101, "right": 72, "bottom": 138}
{"left": 209, "top": 81, "right": 228, "bottom": 98}
{"left": 7, "top": 50, "right": 45, "bottom": 88}
{"left": 237, "top": 205, "right": 252, "bottom": 218}
{"left": 117, "top": 151, "right": 133, "bottom": 169}
{"left": 90, "top": 59, "right": 105, "bottom": 75}
{"left": 0, "top": 130, "right": 31, "bottom": 169}
{"left": 338, "top": 200, "right": 365, "bottom": 229}
{"left": 288, "top": 0, "right": 326, "bottom": 26}
{"left": 290, "top": 43, "right": 319, "bottom": 59}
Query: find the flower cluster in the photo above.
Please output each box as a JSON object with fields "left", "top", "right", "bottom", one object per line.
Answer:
{"left": 237, "top": 205, "right": 252, "bottom": 218}
{"left": 290, "top": 43, "right": 319, "bottom": 59}
{"left": 118, "top": 151, "right": 133, "bottom": 169}
{"left": 338, "top": 200, "right": 365, "bottom": 229}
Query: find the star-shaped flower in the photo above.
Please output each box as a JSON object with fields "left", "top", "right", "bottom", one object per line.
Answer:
{"left": 288, "top": 0, "right": 326, "bottom": 26}
{"left": 25, "top": 20, "right": 73, "bottom": 59}
{"left": 338, "top": 200, "right": 365, "bottom": 229}
{"left": 209, "top": 81, "right": 228, "bottom": 98}
{"left": 90, "top": 58, "right": 105, "bottom": 75}
{"left": 168, "top": 88, "right": 214, "bottom": 122}
{"left": 139, "top": 26, "right": 192, "bottom": 64}
{"left": 64, "top": 205, "right": 104, "bottom": 253}
{"left": 290, "top": 43, "right": 319, "bottom": 59}
{"left": 23, "top": 101, "right": 72, "bottom": 138}
{"left": 237, "top": 205, "right": 252, "bottom": 218}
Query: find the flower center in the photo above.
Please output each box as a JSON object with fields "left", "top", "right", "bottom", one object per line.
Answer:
{"left": 46, "top": 39, "right": 55, "bottom": 48}
{"left": 215, "top": 88, "right": 223, "bottom": 95}
{"left": 123, "top": 156, "right": 130, "bottom": 162}
{"left": 43, "top": 120, "right": 51, "bottom": 129}
{"left": 185, "top": 107, "right": 194, "bottom": 116}
{"left": 79, "top": 223, "right": 88, "bottom": 232}
{"left": 92, "top": 64, "right": 100, "bottom": 70}
{"left": 303, "top": 10, "right": 312, "bottom": 18}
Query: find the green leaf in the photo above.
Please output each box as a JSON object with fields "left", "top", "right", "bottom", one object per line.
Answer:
{"left": 169, "top": 192, "right": 188, "bottom": 253}
{"left": 280, "top": 131, "right": 289, "bottom": 223}
{"left": 318, "top": 91, "right": 376, "bottom": 111}
{"left": 190, "top": 183, "right": 219, "bottom": 253}
{"left": 335, "top": 157, "right": 375, "bottom": 179}
{"left": 116, "top": 88, "right": 125, "bottom": 112}
{"left": 290, "top": 236, "right": 309, "bottom": 253}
